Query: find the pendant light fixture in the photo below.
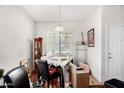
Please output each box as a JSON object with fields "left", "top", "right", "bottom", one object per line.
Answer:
{"left": 54, "top": 5, "right": 65, "bottom": 32}
{"left": 54, "top": 5, "right": 66, "bottom": 54}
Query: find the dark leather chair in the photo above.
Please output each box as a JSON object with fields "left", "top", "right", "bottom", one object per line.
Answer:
{"left": 3, "top": 66, "right": 30, "bottom": 88}
{"left": 37, "top": 60, "right": 64, "bottom": 88}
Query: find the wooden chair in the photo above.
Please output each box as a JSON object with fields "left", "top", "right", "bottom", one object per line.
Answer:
{"left": 69, "top": 63, "right": 89, "bottom": 88}
{"left": 20, "top": 59, "right": 31, "bottom": 77}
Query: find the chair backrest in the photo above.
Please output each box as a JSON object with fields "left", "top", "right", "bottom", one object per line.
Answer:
{"left": 3, "top": 66, "right": 30, "bottom": 88}
{"left": 20, "top": 59, "right": 31, "bottom": 77}
{"left": 37, "top": 60, "right": 49, "bottom": 81}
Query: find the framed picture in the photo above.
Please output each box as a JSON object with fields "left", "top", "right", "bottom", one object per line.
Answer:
{"left": 87, "top": 28, "right": 94, "bottom": 47}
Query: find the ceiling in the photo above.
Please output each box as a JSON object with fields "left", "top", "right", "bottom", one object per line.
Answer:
{"left": 21, "top": 5, "right": 100, "bottom": 22}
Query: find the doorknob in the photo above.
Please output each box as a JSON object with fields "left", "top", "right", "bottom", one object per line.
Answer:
{"left": 108, "top": 52, "right": 111, "bottom": 55}
{"left": 108, "top": 56, "right": 112, "bottom": 59}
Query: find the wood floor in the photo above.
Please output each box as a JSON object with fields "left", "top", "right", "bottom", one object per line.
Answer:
{"left": 89, "top": 75, "right": 104, "bottom": 88}
{"left": 30, "top": 71, "right": 104, "bottom": 88}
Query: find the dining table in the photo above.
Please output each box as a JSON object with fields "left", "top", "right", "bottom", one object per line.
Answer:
{"left": 40, "top": 54, "right": 73, "bottom": 82}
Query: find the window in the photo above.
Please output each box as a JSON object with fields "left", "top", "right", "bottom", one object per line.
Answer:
{"left": 47, "top": 31, "right": 73, "bottom": 55}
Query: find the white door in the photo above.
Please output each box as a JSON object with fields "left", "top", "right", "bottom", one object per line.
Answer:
{"left": 108, "top": 25, "right": 124, "bottom": 81}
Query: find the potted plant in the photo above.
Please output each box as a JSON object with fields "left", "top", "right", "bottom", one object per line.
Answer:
{"left": 0, "top": 69, "right": 4, "bottom": 78}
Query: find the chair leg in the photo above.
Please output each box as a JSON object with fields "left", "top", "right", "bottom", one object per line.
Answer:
{"left": 47, "top": 81, "right": 49, "bottom": 88}
{"left": 60, "top": 71, "right": 64, "bottom": 88}
{"left": 59, "top": 76, "right": 62, "bottom": 88}
{"left": 52, "top": 80, "right": 53, "bottom": 88}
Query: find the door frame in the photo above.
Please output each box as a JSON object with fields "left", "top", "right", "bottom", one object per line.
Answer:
{"left": 105, "top": 24, "right": 124, "bottom": 80}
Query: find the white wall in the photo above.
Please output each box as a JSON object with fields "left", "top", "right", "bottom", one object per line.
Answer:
{"left": 83, "top": 8, "right": 102, "bottom": 81}
{"left": 0, "top": 6, "right": 34, "bottom": 73}
{"left": 101, "top": 6, "right": 124, "bottom": 81}
{"left": 35, "top": 22, "right": 86, "bottom": 64}
{"left": 75, "top": 6, "right": 124, "bottom": 82}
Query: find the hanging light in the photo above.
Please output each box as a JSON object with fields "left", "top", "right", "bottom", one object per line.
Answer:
{"left": 54, "top": 5, "right": 65, "bottom": 32}
{"left": 54, "top": 5, "right": 66, "bottom": 54}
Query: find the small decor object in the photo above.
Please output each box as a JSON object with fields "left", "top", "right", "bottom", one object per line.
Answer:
{"left": 0, "top": 69, "right": 4, "bottom": 78}
{"left": 81, "top": 32, "right": 85, "bottom": 45}
{"left": 87, "top": 28, "right": 94, "bottom": 47}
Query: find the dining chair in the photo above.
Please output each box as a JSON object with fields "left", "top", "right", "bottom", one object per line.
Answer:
{"left": 37, "top": 60, "right": 64, "bottom": 88}
{"left": 20, "top": 59, "right": 31, "bottom": 77}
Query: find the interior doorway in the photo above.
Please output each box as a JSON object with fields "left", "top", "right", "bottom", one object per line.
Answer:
{"left": 107, "top": 25, "right": 124, "bottom": 81}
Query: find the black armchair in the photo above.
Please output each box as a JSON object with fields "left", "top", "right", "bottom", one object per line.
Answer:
{"left": 3, "top": 66, "right": 30, "bottom": 88}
